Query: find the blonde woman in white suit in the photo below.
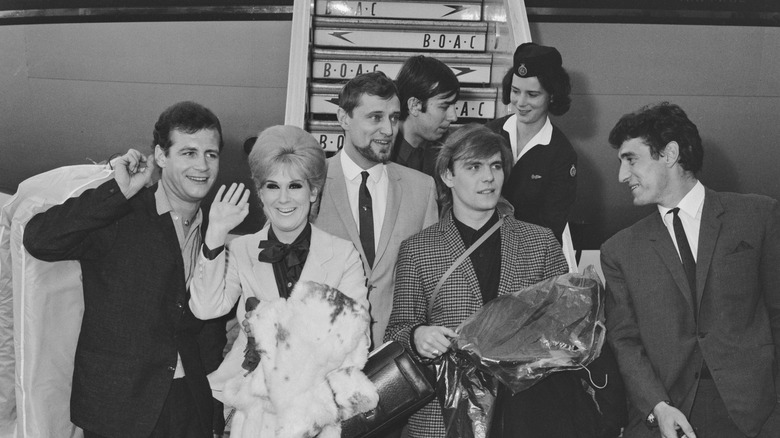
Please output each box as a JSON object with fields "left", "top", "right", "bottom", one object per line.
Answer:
{"left": 188, "top": 125, "right": 369, "bottom": 403}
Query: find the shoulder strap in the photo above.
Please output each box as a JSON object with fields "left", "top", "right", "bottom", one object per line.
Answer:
{"left": 428, "top": 217, "right": 503, "bottom": 318}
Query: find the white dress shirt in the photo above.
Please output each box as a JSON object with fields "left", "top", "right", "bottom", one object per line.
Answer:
{"left": 340, "top": 151, "right": 388, "bottom": 250}
{"left": 658, "top": 181, "right": 705, "bottom": 262}
{"left": 502, "top": 114, "right": 554, "bottom": 163}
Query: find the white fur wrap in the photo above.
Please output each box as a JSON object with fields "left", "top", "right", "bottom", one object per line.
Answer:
{"left": 224, "top": 281, "right": 378, "bottom": 438}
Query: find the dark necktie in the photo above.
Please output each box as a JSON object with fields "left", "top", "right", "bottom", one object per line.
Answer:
{"left": 669, "top": 207, "right": 697, "bottom": 310}
{"left": 359, "top": 171, "right": 375, "bottom": 268}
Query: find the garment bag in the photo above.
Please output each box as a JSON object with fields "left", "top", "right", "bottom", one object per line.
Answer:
{"left": 0, "top": 165, "right": 114, "bottom": 438}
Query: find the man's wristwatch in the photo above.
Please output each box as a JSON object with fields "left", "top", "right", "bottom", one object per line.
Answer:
{"left": 646, "top": 400, "right": 673, "bottom": 428}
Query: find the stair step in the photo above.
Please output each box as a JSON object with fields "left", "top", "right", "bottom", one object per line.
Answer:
{"left": 312, "top": 49, "right": 492, "bottom": 83}
{"left": 309, "top": 83, "right": 497, "bottom": 119}
{"left": 308, "top": 120, "right": 474, "bottom": 153}
{"left": 313, "top": 17, "right": 487, "bottom": 51}
{"left": 315, "top": 0, "right": 482, "bottom": 21}
{"left": 308, "top": 121, "right": 346, "bottom": 153}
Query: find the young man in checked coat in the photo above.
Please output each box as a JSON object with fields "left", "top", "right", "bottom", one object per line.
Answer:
{"left": 385, "top": 124, "right": 627, "bottom": 437}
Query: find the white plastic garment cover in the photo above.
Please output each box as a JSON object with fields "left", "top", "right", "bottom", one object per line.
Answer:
{"left": 0, "top": 191, "right": 15, "bottom": 438}
{"left": 0, "top": 165, "right": 114, "bottom": 438}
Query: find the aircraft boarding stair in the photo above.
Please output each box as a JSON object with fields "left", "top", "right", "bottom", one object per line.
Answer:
{"left": 285, "top": 0, "right": 532, "bottom": 153}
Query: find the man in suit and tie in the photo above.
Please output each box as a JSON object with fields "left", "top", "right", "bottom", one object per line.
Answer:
{"left": 315, "top": 71, "right": 438, "bottom": 348}
{"left": 24, "top": 101, "right": 219, "bottom": 438}
{"left": 601, "top": 102, "right": 780, "bottom": 438}
{"left": 390, "top": 55, "right": 460, "bottom": 178}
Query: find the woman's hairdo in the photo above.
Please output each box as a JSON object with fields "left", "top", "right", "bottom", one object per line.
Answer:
{"left": 247, "top": 126, "right": 327, "bottom": 220}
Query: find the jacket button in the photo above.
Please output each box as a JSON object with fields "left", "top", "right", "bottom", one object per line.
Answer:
{"left": 176, "top": 302, "right": 183, "bottom": 309}
{"left": 168, "top": 366, "right": 175, "bottom": 372}
{"left": 697, "top": 332, "right": 706, "bottom": 339}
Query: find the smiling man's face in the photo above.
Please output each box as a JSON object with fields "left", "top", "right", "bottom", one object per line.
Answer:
{"left": 339, "top": 93, "right": 401, "bottom": 169}
{"left": 155, "top": 128, "right": 220, "bottom": 206}
{"left": 617, "top": 137, "right": 674, "bottom": 207}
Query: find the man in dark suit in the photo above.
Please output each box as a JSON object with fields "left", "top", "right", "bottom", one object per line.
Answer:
{"left": 316, "top": 71, "right": 438, "bottom": 348}
{"left": 601, "top": 102, "right": 780, "bottom": 438}
{"left": 24, "top": 101, "right": 221, "bottom": 438}
{"left": 389, "top": 55, "right": 460, "bottom": 178}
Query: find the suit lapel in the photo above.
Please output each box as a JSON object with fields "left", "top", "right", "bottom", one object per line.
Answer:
{"left": 325, "top": 154, "right": 364, "bottom": 260}
{"left": 646, "top": 213, "right": 695, "bottom": 312}
{"left": 441, "top": 213, "right": 483, "bottom": 305}
{"left": 143, "top": 187, "right": 185, "bottom": 299}
{"left": 498, "top": 216, "right": 517, "bottom": 294}
{"left": 695, "top": 189, "right": 724, "bottom": 310}
{"left": 375, "top": 164, "right": 401, "bottom": 267}
{"left": 301, "top": 227, "right": 334, "bottom": 285}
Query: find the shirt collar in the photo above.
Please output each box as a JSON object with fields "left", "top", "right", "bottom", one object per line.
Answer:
{"left": 340, "top": 149, "right": 385, "bottom": 183}
{"left": 155, "top": 183, "right": 173, "bottom": 216}
{"left": 452, "top": 209, "right": 499, "bottom": 240}
{"left": 267, "top": 222, "right": 312, "bottom": 246}
{"left": 502, "top": 114, "right": 553, "bottom": 157}
{"left": 154, "top": 183, "right": 203, "bottom": 225}
{"left": 397, "top": 136, "right": 426, "bottom": 161}
{"left": 657, "top": 180, "right": 705, "bottom": 219}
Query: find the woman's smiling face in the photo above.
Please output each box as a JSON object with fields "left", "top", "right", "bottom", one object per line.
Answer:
{"left": 259, "top": 166, "right": 317, "bottom": 243}
{"left": 509, "top": 75, "right": 550, "bottom": 126}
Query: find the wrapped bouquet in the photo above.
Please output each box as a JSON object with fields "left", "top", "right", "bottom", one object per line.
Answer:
{"left": 439, "top": 267, "right": 606, "bottom": 437}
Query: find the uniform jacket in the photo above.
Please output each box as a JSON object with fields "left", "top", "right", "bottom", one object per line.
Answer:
{"left": 485, "top": 115, "right": 577, "bottom": 242}
{"left": 23, "top": 179, "right": 212, "bottom": 438}
{"left": 188, "top": 224, "right": 369, "bottom": 401}
{"left": 384, "top": 211, "right": 568, "bottom": 437}
{"left": 315, "top": 152, "right": 438, "bottom": 347}
{"left": 601, "top": 188, "right": 780, "bottom": 437}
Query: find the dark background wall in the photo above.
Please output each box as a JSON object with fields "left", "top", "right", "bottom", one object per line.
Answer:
{"left": 0, "top": 20, "right": 778, "bottom": 245}
{"left": 532, "top": 22, "right": 780, "bottom": 246}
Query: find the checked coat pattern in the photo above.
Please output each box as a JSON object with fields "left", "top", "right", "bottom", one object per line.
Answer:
{"left": 384, "top": 211, "right": 567, "bottom": 438}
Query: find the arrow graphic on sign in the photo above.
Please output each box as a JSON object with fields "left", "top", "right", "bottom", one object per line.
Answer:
{"left": 442, "top": 5, "right": 468, "bottom": 17}
{"left": 329, "top": 31, "right": 355, "bottom": 44}
{"left": 451, "top": 66, "right": 477, "bottom": 77}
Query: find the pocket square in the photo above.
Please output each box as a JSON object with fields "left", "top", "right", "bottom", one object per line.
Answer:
{"left": 732, "top": 240, "right": 754, "bottom": 253}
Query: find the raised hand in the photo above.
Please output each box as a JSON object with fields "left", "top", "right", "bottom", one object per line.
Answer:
{"left": 113, "top": 149, "right": 154, "bottom": 199}
{"left": 204, "top": 183, "right": 251, "bottom": 248}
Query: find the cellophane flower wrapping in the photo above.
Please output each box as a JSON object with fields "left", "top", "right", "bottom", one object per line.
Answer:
{"left": 436, "top": 349, "right": 498, "bottom": 438}
{"left": 438, "top": 266, "right": 606, "bottom": 437}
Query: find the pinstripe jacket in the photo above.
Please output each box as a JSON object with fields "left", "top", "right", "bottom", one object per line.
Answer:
{"left": 384, "top": 210, "right": 568, "bottom": 438}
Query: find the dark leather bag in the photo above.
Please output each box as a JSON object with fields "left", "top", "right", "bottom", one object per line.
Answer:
{"left": 343, "top": 219, "right": 504, "bottom": 437}
{"left": 341, "top": 341, "right": 436, "bottom": 437}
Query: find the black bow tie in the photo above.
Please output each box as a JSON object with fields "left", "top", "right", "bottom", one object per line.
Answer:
{"left": 257, "top": 240, "right": 309, "bottom": 267}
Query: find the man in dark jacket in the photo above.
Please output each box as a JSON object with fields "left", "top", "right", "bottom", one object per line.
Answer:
{"left": 24, "top": 101, "right": 222, "bottom": 438}
{"left": 603, "top": 102, "right": 780, "bottom": 438}
{"left": 390, "top": 55, "right": 460, "bottom": 178}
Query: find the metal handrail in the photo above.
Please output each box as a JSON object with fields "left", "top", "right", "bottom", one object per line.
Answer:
{"left": 284, "top": 0, "right": 314, "bottom": 127}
